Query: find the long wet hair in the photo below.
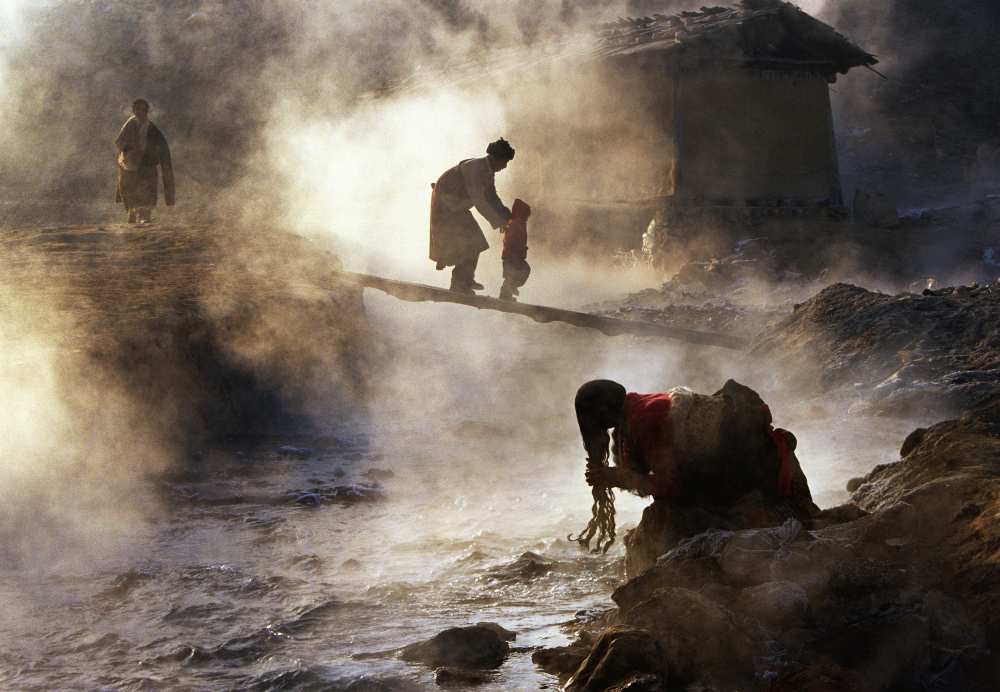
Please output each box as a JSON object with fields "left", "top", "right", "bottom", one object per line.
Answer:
{"left": 568, "top": 379, "right": 626, "bottom": 553}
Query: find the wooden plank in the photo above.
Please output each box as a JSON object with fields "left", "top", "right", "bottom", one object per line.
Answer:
{"left": 335, "top": 270, "right": 747, "bottom": 350}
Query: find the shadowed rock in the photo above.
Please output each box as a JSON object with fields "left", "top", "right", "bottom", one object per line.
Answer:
{"left": 399, "top": 625, "right": 510, "bottom": 670}
{"left": 565, "top": 627, "right": 665, "bottom": 692}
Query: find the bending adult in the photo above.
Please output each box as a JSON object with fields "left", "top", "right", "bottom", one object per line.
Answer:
{"left": 429, "top": 138, "right": 515, "bottom": 293}
{"left": 571, "top": 379, "right": 818, "bottom": 555}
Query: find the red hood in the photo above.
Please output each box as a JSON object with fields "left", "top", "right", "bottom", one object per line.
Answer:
{"left": 511, "top": 198, "right": 531, "bottom": 221}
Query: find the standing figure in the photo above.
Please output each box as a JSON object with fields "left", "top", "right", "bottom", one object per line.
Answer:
{"left": 115, "top": 99, "right": 175, "bottom": 224}
{"left": 429, "top": 138, "right": 515, "bottom": 293}
{"left": 499, "top": 198, "right": 531, "bottom": 302}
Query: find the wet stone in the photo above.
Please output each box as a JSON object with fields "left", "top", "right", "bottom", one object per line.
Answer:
{"left": 475, "top": 621, "right": 516, "bottom": 641}
{"left": 433, "top": 666, "right": 494, "bottom": 686}
{"left": 486, "top": 551, "right": 556, "bottom": 583}
{"left": 564, "top": 627, "right": 664, "bottom": 692}
{"left": 619, "top": 587, "right": 753, "bottom": 684}
{"left": 531, "top": 643, "right": 590, "bottom": 678}
{"left": 399, "top": 625, "right": 510, "bottom": 669}
{"left": 845, "top": 477, "right": 865, "bottom": 492}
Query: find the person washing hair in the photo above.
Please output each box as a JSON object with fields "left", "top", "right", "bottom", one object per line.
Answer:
{"left": 499, "top": 198, "right": 531, "bottom": 301}
{"left": 429, "top": 138, "right": 515, "bottom": 294}
{"left": 570, "top": 378, "right": 818, "bottom": 553}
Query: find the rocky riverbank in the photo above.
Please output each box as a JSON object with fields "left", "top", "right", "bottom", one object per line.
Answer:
{"left": 533, "top": 401, "right": 999, "bottom": 691}
{"left": 754, "top": 282, "right": 1000, "bottom": 417}
{"left": 528, "top": 278, "right": 1000, "bottom": 691}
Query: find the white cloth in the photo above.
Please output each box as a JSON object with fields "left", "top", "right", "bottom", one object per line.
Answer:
{"left": 667, "top": 386, "right": 726, "bottom": 463}
{"left": 115, "top": 116, "right": 150, "bottom": 171}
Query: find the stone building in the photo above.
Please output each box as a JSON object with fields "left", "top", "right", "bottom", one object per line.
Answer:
{"left": 510, "top": 0, "right": 878, "bottom": 257}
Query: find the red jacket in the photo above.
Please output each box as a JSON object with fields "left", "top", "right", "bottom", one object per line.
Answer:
{"left": 622, "top": 394, "right": 796, "bottom": 500}
{"left": 621, "top": 392, "right": 677, "bottom": 498}
{"left": 502, "top": 198, "right": 530, "bottom": 261}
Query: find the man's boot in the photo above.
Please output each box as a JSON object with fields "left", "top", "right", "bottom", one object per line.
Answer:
{"left": 450, "top": 271, "right": 475, "bottom": 294}
{"left": 127, "top": 208, "right": 137, "bottom": 224}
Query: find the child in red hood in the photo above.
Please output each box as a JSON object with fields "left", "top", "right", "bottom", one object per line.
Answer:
{"left": 500, "top": 198, "right": 531, "bottom": 301}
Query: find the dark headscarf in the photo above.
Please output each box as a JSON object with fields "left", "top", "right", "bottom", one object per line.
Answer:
{"left": 486, "top": 137, "right": 515, "bottom": 161}
{"left": 575, "top": 379, "right": 626, "bottom": 463}
{"left": 571, "top": 379, "right": 627, "bottom": 553}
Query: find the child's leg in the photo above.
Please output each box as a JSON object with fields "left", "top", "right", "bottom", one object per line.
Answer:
{"left": 512, "top": 260, "right": 530, "bottom": 294}
{"left": 499, "top": 260, "right": 516, "bottom": 300}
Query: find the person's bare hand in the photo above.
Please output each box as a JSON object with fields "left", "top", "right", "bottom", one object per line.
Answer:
{"left": 585, "top": 462, "right": 617, "bottom": 488}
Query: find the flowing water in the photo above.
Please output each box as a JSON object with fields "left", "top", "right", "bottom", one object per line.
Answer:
{"left": 0, "top": 294, "right": 921, "bottom": 690}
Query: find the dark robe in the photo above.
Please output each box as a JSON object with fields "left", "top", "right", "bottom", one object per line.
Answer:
{"left": 429, "top": 157, "right": 509, "bottom": 267}
{"left": 115, "top": 122, "right": 175, "bottom": 209}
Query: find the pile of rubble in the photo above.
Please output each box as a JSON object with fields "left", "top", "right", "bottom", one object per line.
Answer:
{"left": 753, "top": 282, "right": 1000, "bottom": 416}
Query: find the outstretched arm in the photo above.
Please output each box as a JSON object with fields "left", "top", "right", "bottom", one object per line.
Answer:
{"left": 586, "top": 463, "right": 656, "bottom": 497}
{"left": 477, "top": 176, "right": 511, "bottom": 229}
{"left": 463, "top": 160, "right": 510, "bottom": 228}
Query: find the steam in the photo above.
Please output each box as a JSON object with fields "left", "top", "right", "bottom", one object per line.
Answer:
{"left": 0, "top": 0, "right": 31, "bottom": 175}
{"left": 263, "top": 87, "right": 508, "bottom": 278}
{"left": 0, "top": 266, "right": 170, "bottom": 569}
{"left": 0, "top": 0, "right": 951, "bottom": 576}
{"left": 796, "top": 0, "right": 827, "bottom": 14}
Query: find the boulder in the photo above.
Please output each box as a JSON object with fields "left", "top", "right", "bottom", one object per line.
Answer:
{"left": 717, "top": 543, "right": 774, "bottom": 586}
{"left": 618, "top": 587, "right": 754, "bottom": 684}
{"left": 624, "top": 487, "right": 815, "bottom": 579}
{"left": 432, "top": 667, "right": 493, "bottom": 686}
{"left": 486, "top": 551, "right": 556, "bottom": 583}
{"left": 614, "top": 520, "right": 808, "bottom": 610}
{"left": 811, "top": 502, "right": 868, "bottom": 529}
{"left": 565, "top": 627, "right": 664, "bottom": 692}
{"left": 399, "top": 625, "right": 509, "bottom": 669}
{"left": 769, "top": 537, "right": 853, "bottom": 596}
{"left": 623, "top": 503, "right": 718, "bottom": 579}
{"left": 737, "top": 580, "right": 809, "bottom": 628}
{"left": 531, "top": 643, "right": 590, "bottom": 679}
{"left": 474, "top": 622, "right": 516, "bottom": 642}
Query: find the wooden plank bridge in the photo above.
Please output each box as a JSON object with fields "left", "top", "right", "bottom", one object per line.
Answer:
{"left": 335, "top": 271, "right": 747, "bottom": 350}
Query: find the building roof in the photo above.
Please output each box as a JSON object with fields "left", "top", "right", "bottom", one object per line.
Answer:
{"left": 386, "top": 0, "right": 876, "bottom": 95}
{"left": 596, "top": 0, "right": 877, "bottom": 74}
